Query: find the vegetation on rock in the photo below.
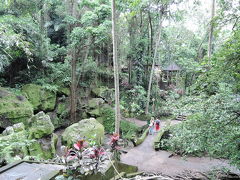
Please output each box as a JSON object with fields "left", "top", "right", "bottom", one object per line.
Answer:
{"left": 0, "top": 0, "right": 239, "bottom": 174}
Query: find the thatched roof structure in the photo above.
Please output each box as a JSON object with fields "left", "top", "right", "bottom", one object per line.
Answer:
{"left": 162, "top": 62, "right": 181, "bottom": 71}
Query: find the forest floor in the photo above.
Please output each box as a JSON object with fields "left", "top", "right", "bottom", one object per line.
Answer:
{"left": 121, "top": 120, "right": 240, "bottom": 176}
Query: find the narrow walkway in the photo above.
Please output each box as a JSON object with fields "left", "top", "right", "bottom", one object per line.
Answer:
{"left": 121, "top": 120, "right": 240, "bottom": 176}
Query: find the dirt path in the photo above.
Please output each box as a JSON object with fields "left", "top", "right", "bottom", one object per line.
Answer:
{"left": 121, "top": 120, "right": 240, "bottom": 176}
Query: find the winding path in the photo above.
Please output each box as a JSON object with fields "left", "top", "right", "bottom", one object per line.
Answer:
{"left": 121, "top": 120, "right": 240, "bottom": 176}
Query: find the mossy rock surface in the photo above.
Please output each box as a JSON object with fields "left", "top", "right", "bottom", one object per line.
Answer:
{"left": 0, "top": 130, "right": 30, "bottom": 162}
{"left": 57, "top": 102, "right": 66, "bottom": 115}
{"left": 0, "top": 87, "right": 33, "bottom": 127}
{"left": 22, "top": 84, "right": 56, "bottom": 111}
{"left": 58, "top": 87, "right": 70, "bottom": 96}
{"left": 92, "top": 86, "right": 114, "bottom": 102}
{"left": 28, "top": 111, "right": 54, "bottom": 139}
{"left": 88, "top": 98, "right": 105, "bottom": 109}
{"left": 47, "top": 112, "right": 65, "bottom": 129}
{"left": 28, "top": 139, "right": 53, "bottom": 159}
{"left": 62, "top": 118, "right": 104, "bottom": 147}
{"left": 51, "top": 133, "right": 58, "bottom": 155}
{"left": 2, "top": 123, "right": 25, "bottom": 135}
{"left": 89, "top": 108, "right": 101, "bottom": 117}
{"left": 96, "top": 117, "right": 104, "bottom": 124}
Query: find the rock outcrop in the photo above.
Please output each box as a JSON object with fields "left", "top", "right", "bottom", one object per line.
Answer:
{"left": 62, "top": 118, "right": 104, "bottom": 147}
{"left": 22, "top": 84, "right": 56, "bottom": 111}
{"left": 0, "top": 87, "right": 33, "bottom": 127}
{"left": 91, "top": 86, "right": 114, "bottom": 103}
{"left": 28, "top": 111, "right": 54, "bottom": 139}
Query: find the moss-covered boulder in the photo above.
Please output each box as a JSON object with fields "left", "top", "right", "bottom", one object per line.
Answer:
{"left": 0, "top": 130, "right": 30, "bottom": 163}
{"left": 92, "top": 86, "right": 114, "bottom": 102}
{"left": 96, "top": 117, "right": 104, "bottom": 124}
{"left": 89, "top": 108, "right": 101, "bottom": 117}
{"left": 28, "top": 133, "right": 57, "bottom": 159}
{"left": 51, "top": 133, "right": 58, "bottom": 156}
{"left": 28, "top": 138, "right": 54, "bottom": 159}
{"left": 47, "top": 112, "right": 66, "bottom": 129}
{"left": 22, "top": 84, "right": 56, "bottom": 111}
{"left": 13, "top": 122, "right": 25, "bottom": 132}
{"left": 56, "top": 101, "right": 68, "bottom": 115}
{"left": 62, "top": 118, "right": 104, "bottom": 147}
{"left": 2, "top": 123, "right": 25, "bottom": 136}
{"left": 0, "top": 87, "right": 33, "bottom": 127}
{"left": 28, "top": 111, "right": 54, "bottom": 139}
{"left": 2, "top": 126, "right": 14, "bottom": 136}
{"left": 58, "top": 87, "right": 70, "bottom": 96}
{"left": 88, "top": 98, "right": 105, "bottom": 109}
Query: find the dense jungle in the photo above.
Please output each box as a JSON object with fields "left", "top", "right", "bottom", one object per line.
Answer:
{"left": 0, "top": 0, "right": 239, "bottom": 179}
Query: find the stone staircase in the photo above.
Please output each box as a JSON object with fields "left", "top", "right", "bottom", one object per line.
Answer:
{"left": 175, "top": 114, "right": 187, "bottom": 121}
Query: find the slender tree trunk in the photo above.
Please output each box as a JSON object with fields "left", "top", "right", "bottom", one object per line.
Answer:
{"left": 67, "top": 0, "right": 77, "bottom": 123}
{"left": 145, "top": 14, "right": 163, "bottom": 115}
{"left": 39, "top": 0, "right": 45, "bottom": 61}
{"left": 111, "top": 0, "right": 120, "bottom": 134}
{"left": 70, "top": 47, "right": 77, "bottom": 122}
{"left": 148, "top": 10, "right": 153, "bottom": 56}
{"left": 128, "top": 17, "right": 135, "bottom": 85}
{"left": 208, "top": 0, "right": 215, "bottom": 58}
{"left": 128, "top": 57, "right": 132, "bottom": 85}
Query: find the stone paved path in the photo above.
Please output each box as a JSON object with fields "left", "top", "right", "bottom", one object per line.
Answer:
{"left": 121, "top": 120, "right": 240, "bottom": 176}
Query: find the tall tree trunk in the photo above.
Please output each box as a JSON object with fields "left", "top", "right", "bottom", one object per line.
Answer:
{"left": 111, "top": 0, "right": 120, "bottom": 134}
{"left": 39, "top": 0, "right": 45, "bottom": 62}
{"left": 148, "top": 10, "right": 153, "bottom": 56}
{"left": 67, "top": 0, "right": 77, "bottom": 123}
{"left": 208, "top": 0, "right": 215, "bottom": 58}
{"left": 128, "top": 17, "right": 135, "bottom": 85}
{"left": 145, "top": 14, "right": 163, "bottom": 115}
{"left": 70, "top": 47, "right": 77, "bottom": 123}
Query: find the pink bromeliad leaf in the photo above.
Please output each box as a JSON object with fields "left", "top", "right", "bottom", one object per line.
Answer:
{"left": 74, "top": 140, "right": 88, "bottom": 151}
{"left": 74, "top": 143, "right": 80, "bottom": 150}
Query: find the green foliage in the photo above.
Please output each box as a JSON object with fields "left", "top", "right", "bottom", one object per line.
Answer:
{"left": 193, "top": 29, "right": 240, "bottom": 94}
{"left": 162, "top": 91, "right": 240, "bottom": 167}
{"left": 121, "top": 85, "right": 147, "bottom": 117}
{"left": 101, "top": 107, "right": 115, "bottom": 133}
{"left": 0, "top": 17, "right": 32, "bottom": 72}
{"left": 101, "top": 107, "right": 138, "bottom": 139}
{"left": 35, "top": 61, "right": 71, "bottom": 89}
{"left": 120, "top": 120, "right": 138, "bottom": 139}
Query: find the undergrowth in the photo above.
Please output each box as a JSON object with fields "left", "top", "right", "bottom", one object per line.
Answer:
{"left": 101, "top": 107, "right": 138, "bottom": 139}
{"left": 161, "top": 89, "right": 240, "bottom": 168}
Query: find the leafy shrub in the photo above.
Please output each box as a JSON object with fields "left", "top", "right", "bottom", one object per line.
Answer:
{"left": 101, "top": 107, "right": 138, "bottom": 139}
{"left": 101, "top": 107, "right": 115, "bottom": 133}
{"left": 121, "top": 85, "right": 147, "bottom": 117}
{"left": 162, "top": 91, "right": 240, "bottom": 167}
{"left": 120, "top": 120, "right": 138, "bottom": 139}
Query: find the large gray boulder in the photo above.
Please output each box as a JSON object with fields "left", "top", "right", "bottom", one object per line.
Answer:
{"left": 62, "top": 118, "right": 104, "bottom": 147}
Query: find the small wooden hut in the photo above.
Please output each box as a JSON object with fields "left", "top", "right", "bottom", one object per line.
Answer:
{"left": 160, "top": 62, "right": 182, "bottom": 89}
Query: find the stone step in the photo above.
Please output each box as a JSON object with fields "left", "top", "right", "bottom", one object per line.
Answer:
{"left": 175, "top": 115, "right": 187, "bottom": 121}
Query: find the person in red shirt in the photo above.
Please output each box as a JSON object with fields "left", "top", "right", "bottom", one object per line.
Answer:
{"left": 155, "top": 119, "right": 161, "bottom": 132}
